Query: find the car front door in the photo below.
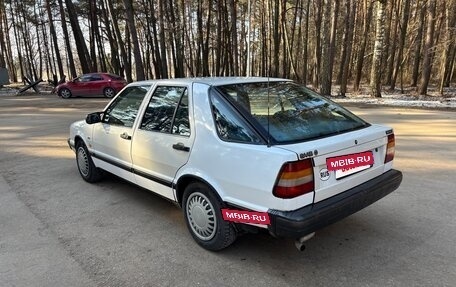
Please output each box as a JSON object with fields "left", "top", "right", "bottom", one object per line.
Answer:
{"left": 71, "top": 75, "right": 92, "bottom": 96}
{"left": 90, "top": 85, "right": 150, "bottom": 182}
{"left": 131, "top": 85, "right": 195, "bottom": 200}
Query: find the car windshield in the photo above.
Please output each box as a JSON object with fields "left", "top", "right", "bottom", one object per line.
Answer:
{"left": 216, "top": 82, "right": 369, "bottom": 144}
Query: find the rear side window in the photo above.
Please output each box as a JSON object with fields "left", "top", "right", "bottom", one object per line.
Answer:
{"left": 211, "top": 92, "right": 262, "bottom": 144}
{"left": 216, "top": 82, "right": 368, "bottom": 144}
{"left": 107, "top": 74, "right": 124, "bottom": 80}
{"left": 90, "top": 74, "right": 103, "bottom": 81}
{"left": 140, "top": 86, "right": 190, "bottom": 136}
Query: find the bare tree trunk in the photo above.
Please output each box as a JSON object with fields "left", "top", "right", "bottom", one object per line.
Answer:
{"left": 167, "top": 0, "right": 184, "bottom": 77}
{"left": 328, "top": 0, "right": 339, "bottom": 84}
{"left": 40, "top": 1, "right": 53, "bottom": 80}
{"left": 411, "top": 2, "right": 426, "bottom": 87}
{"left": 339, "top": 0, "right": 356, "bottom": 96}
{"left": 123, "top": 0, "right": 145, "bottom": 80}
{"left": 449, "top": 50, "right": 456, "bottom": 84}
{"left": 354, "top": 0, "right": 373, "bottom": 92}
{"left": 418, "top": 0, "right": 437, "bottom": 95}
{"left": 18, "top": 2, "right": 38, "bottom": 80}
{"left": 320, "top": 0, "right": 332, "bottom": 96}
{"left": 99, "top": 0, "right": 120, "bottom": 75}
{"left": 370, "top": 0, "right": 387, "bottom": 98}
{"left": 439, "top": 0, "right": 456, "bottom": 94}
{"left": 385, "top": 1, "right": 399, "bottom": 86}
{"left": 157, "top": 0, "right": 168, "bottom": 78}
{"left": 57, "top": 0, "right": 76, "bottom": 78}
{"left": 151, "top": 1, "right": 164, "bottom": 78}
{"left": 230, "top": 0, "right": 239, "bottom": 75}
{"left": 88, "top": 0, "right": 98, "bottom": 71}
{"left": 1, "top": 3, "right": 17, "bottom": 81}
{"left": 302, "top": 0, "right": 310, "bottom": 84}
{"left": 106, "top": 0, "right": 132, "bottom": 82}
{"left": 312, "top": 0, "right": 322, "bottom": 87}
{"left": 34, "top": 4, "right": 43, "bottom": 79}
{"left": 65, "top": 0, "right": 92, "bottom": 74}
{"left": 0, "top": 0, "right": 7, "bottom": 68}
{"left": 260, "top": 0, "right": 268, "bottom": 76}
{"left": 45, "top": 0, "right": 64, "bottom": 79}
{"left": 10, "top": 3, "right": 24, "bottom": 81}
{"left": 391, "top": 0, "right": 411, "bottom": 91}
{"left": 215, "top": 0, "right": 223, "bottom": 75}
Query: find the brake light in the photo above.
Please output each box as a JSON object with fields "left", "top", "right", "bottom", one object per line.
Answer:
{"left": 384, "top": 133, "right": 395, "bottom": 163}
{"left": 273, "top": 159, "right": 314, "bottom": 199}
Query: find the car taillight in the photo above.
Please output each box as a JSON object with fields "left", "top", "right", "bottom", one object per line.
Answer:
{"left": 273, "top": 159, "right": 314, "bottom": 199}
{"left": 384, "top": 133, "right": 395, "bottom": 163}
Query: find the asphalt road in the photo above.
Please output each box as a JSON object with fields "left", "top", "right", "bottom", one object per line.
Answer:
{"left": 1, "top": 94, "right": 455, "bottom": 287}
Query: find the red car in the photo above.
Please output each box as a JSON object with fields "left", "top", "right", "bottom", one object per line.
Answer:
{"left": 57, "top": 73, "right": 127, "bottom": 99}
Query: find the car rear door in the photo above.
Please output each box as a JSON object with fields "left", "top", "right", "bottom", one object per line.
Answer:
{"left": 88, "top": 74, "right": 105, "bottom": 96}
{"left": 131, "top": 84, "right": 195, "bottom": 200}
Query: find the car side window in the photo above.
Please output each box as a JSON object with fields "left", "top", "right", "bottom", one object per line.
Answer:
{"left": 211, "top": 92, "right": 262, "bottom": 144}
{"left": 140, "top": 86, "right": 190, "bottom": 136}
{"left": 90, "top": 74, "right": 103, "bottom": 81}
{"left": 79, "top": 75, "right": 91, "bottom": 82}
{"left": 103, "top": 85, "right": 150, "bottom": 128}
{"left": 172, "top": 91, "right": 190, "bottom": 136}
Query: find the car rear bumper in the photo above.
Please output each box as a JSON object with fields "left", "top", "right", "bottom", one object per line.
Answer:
{"left": 267, "top": 169, "right": 403, "bottom": 238}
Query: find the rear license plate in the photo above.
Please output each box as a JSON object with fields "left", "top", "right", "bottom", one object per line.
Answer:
{"left": 335, "top": 165, "right": 371, "bottom": 179}
{"left": 326, "top": 151, "right": 374, "bottom": 179}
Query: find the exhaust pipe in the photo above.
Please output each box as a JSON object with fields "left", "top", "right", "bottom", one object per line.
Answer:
{"left": 294, "top": 232, "right": 315, "bottom": 251}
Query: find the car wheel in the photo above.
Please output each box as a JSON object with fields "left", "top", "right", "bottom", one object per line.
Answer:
{"left": 59, "top": 88, "right": 72, "bottom": 99}
{"left": 75, "top": 141, "right": 103, "bottom": 183}
{"left": 103, "top": 87, "right": 116, "bottom": 98}
{"left": 183, "top": 182, "right": 237, "bottom": 251}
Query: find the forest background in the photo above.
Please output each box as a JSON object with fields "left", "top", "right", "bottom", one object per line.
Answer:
{"left": 0, "top": 0, "right": 454, "bottom": 97}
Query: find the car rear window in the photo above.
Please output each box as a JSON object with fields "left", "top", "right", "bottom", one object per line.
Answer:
{"left": 216, "top": 82, "right": 369, "bottom": 144}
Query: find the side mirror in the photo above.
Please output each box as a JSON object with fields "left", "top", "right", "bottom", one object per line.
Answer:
{"left": 86, "top": 112, "right": 102, "bottom": 124}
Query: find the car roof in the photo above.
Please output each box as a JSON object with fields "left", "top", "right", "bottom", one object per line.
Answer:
{"left": 126, "top": 77, "right": 292, "bottom": 87}
{"left": 81, "top": 72, "right": 120, "bottom": 76}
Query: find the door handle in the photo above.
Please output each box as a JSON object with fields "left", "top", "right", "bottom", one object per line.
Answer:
{"left": 172, "top": 142, "right": 190, "bottom": 152}
{"left": 120, "top": 132, "right": 131, "bottom": 140}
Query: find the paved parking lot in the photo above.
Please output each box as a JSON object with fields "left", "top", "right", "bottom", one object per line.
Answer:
{"left": 1, "top": 94, "right": 455, "bottom": 287}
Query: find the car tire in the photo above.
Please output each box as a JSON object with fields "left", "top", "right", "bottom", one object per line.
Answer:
{"left": 103, "top": 87, "right": 116, "bottom": 98}
{"left": 59, "top": 88, "right": 72, "bottom": 99}
{"left": 75, "top": 141, "right": 103, "bottom": 183}
{"left": 183, "top": 182, "right": 237, "bottom": 251}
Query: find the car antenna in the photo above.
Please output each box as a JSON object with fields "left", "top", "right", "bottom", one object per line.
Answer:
{"left": 266, "top": 35, "right": 272, "bottom": 148}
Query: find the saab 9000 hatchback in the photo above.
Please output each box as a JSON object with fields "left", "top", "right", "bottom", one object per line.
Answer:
{"left": 68, "top": 78, "right": 402, "bottom": 251}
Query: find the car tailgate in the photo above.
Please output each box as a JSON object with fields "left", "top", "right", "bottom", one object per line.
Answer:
{"left": 275, "top": 124, "right": 393, "bottom": 203}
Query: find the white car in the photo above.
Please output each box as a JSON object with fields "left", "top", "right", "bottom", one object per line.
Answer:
{"left": 68, "top": 77, "right": 402, "bottom": 251}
